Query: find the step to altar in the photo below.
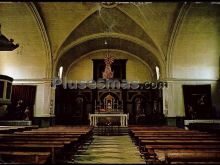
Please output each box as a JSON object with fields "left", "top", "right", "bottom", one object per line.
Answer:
{"left": 93, "top": 126, "right": 128, "bottom": 136}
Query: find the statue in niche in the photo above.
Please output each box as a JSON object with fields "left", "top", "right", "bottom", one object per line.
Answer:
{"left": 102, "top": 54, "right": 114, "bottom": 80}
{"left": 187, "top": 104, "right": 197, "bottom": 119}
{"left": 104, "top": 93, "right": 114, "bottom": 111}
{"left": 197, "top": 95, "right": 206, "bottom": 106}
{"left": 135, "top": 97, "right": 145, "bottom": 123}
{"left": 153, "top": 100, "right": 158, "bottom": 114}
{"left": 74, "top": 97, "right": 84, "bottom": 116}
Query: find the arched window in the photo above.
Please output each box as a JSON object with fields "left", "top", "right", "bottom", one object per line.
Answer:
{"left": 58, "top": 66, "right": 63, "bottom": 79}
{"left": 156, "top": 66, "right": 160, "bottom": 80}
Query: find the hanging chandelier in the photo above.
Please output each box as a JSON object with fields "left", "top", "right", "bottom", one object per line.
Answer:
{"left": 102, "top": 37, "right": 115, "bottom": 80}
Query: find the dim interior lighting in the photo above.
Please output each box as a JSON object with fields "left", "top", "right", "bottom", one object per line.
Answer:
{"left": 58, "top": 66, "right": 63, "bottom": 79}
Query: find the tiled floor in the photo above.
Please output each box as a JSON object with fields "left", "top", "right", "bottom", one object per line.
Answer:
{"left": 71, "top": 135, "right": 146, "bottom": 164}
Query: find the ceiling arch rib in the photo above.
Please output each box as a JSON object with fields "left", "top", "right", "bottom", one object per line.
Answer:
{"left": 25, "top": 2, "right": 52, "bottom": 78}
{"left": 116, "top": 5, "right": 164, "bottom": 61}
{"left": 56, "top": 6, "right": 160, "bottom": 62}
{"left": 166, "top": 2, "right": 192, "bottom": 78}
{"left": 57, "top": 32, "right": 163, "bottom": 67}
{"left": 56, "top": 37, "right": 161, "bottom": 80}
{"left": 65, "top": 49, "right": 155, "bottom": 80}
{"left": 54, "top": 5, "right": 100, "bottom": 61}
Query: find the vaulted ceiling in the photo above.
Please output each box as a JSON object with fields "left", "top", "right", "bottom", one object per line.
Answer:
{"left": 34, "top": 2, "right": 183, "bottom": 78}
{"left": 1, "top": 2, "right": 219, "bottom": 79}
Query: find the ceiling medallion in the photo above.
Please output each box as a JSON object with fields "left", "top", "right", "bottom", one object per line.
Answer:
{"left": 100, "top": 2, "right": 118, "bottom": 8}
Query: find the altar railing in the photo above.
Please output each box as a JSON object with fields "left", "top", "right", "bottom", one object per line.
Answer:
{"left": 89, "top": 113, "right": 129, "bottom": 127}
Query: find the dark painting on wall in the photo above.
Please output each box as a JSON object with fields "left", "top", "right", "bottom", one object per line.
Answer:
{"left": 183, "top": 85, "right": 212, "bottom": 119}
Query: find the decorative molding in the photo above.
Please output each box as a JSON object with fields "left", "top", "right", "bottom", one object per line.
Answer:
{"left": 25, "top": 2, "right": 52, "bottom": 79}
{"left": 166, "top": 2, "right": 192, "bottom": 78}
{"left": 34, "top": 114, "right": 55, "bottom": 118}
{"left": 161, "top": 78, "right": 219, "bottom": 82}
{"left": 13, "top": 78, "right": 52, "bottom": 85}
{"left": 100, "top": 2, "right": 118, "bottom": 8}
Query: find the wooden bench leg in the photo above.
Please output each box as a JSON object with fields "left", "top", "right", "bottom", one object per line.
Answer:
{"left": 51, "top": 147, "right": 55, "bottom": 164}
{"left": 35, "top": 155, "right": 39, "bottom": 164}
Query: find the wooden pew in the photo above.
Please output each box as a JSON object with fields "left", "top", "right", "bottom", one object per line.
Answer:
{"left": 133, "top": 133, "right": 215, "bottom": 137}
{"left": 0, "top": 133, "right": 81, "bottom": 138}
{"left": 138, "top": 136, "right": 220, "bottom": 140}
{"left": 0, "top": 126, "right": 94, "bottom": 164}
{"left": 0, "top": 151, "right": 50, "bottom": 164}
{"left": 129, "top": 126, "right": 220, "bottom": 164}
{"left": 0, "top": 143, "right": 64, "bottom": 164}
{"left": 130, "top": 131, "right": 210, "bottom": 138}
{"left": 140, "top": 139, "right": 220, "bottom": 146}
{"left": 0, "top": 125, "right": 39, "bottom": 134}
{"left": 0, "top": 131, "right": 82, "bottom": 163}
{"left": 156, "top": 151, "right": 220, "bottom": 164}
{"left": 145, "top": 145, "right": 220, "bottom": 156}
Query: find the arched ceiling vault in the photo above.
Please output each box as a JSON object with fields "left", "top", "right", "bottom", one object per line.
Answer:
{"left": 56, "top": 37, "right": 162, "bottom": 80}
{"left": 66, "top": 49, "right": 155, "bottom": 80}
{"left": 25, "top": 2, "right": 52, "bottom": 78}
{"left": 33, "top": 2, "right": 188, "bottom": 80}
{"left": 54, "top": 5, "right": 167, "bottom": 80}
{"left": 166, "top": 2, "right": 192, "bottom": 78}
{"left": 55, "top": 32, "right": 164, "bottom": 72}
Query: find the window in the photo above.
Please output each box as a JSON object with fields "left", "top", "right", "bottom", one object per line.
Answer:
{"left": 58, "top": 66, "right": 63, "bottom": 79}
{"left": 156, "top": 66, "right": 160, "bottom": 80}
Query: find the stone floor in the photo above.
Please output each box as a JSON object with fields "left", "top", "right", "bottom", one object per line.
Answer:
{"left": 69, "top": 135, "right": 146, "bottom": 164}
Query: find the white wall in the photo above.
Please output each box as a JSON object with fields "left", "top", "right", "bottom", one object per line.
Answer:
{"left": 167, "top": 4, "right": 220, "bottom": 118}
{"left": 0, "top": 3, "right": 51, "bottom": 117}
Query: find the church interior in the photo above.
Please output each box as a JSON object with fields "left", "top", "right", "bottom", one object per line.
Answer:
{"left": 0, "top": 2, "right": 220, "bottom": 164}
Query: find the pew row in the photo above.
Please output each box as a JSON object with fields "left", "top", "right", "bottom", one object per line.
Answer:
{"left": 129, "top": 126, "right": 220, "bottom": 164}
{"left": 0, "top": 126, "right": 94, "bottom": 164}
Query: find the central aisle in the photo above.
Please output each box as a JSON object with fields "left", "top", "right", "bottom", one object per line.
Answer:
{"left": 73, "top": 135, "right": 146, "bottom": 164}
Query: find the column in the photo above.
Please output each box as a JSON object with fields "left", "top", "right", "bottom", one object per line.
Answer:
{"left": 121, "top": 115, "right": 125, "bottom": 126}
{"left": 94, "top": 116, "right": 97, "bottom": 126}
{"left": 120, "top": 116, "right": 123, "bottom": 127}
{"left": 92, "top": 116, "right": 95, "bottom": 126}
{"left": 125, "top": 114, "right": 128, "bottom": 126}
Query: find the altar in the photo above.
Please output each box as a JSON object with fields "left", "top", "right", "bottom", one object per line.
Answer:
{"left": 89, "top": 54, "right": 129, "bottom": 127}
{"left": 89, "top": 90, "right": 129, "bottom": 127}
{"left": 89, "top": 113, "right": 129, "bottom": 127}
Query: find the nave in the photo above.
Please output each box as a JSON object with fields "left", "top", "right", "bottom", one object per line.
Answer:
{"left": 1, "top": 125, "right": 220, "bottom": 164}
{"left": 72, "top": 135, "right": 145, "bottom": 164}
